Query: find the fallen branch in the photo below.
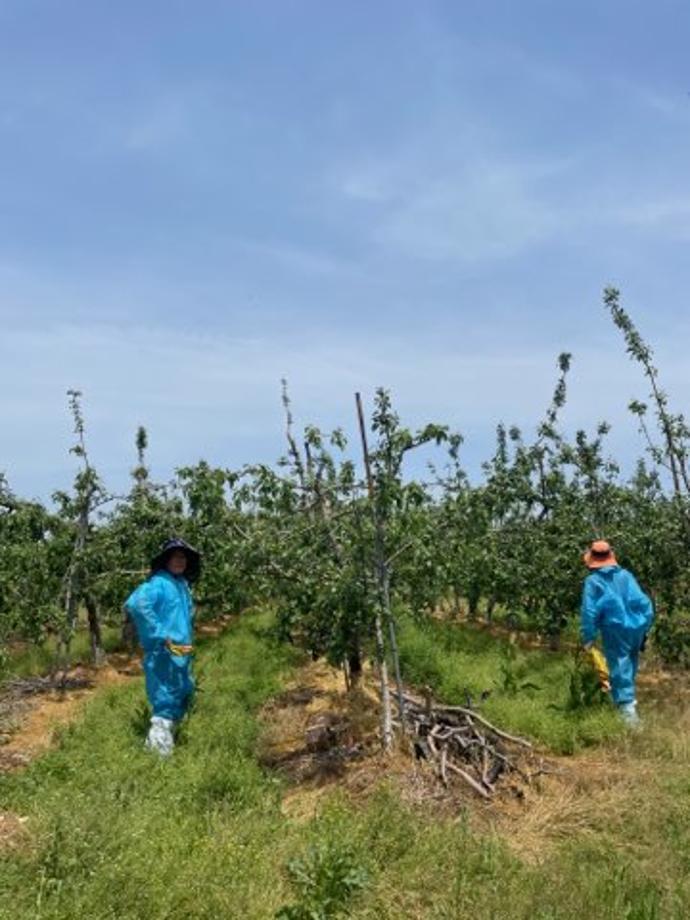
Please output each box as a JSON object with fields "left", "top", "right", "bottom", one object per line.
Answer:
{"left": 446, "top": 762, "right": 491, "bottom": 799}
{"left": 439, "top": 747, "right": 449, "bottom": 787}
{"left": 390, "top": 684, "right": 539, "bottom": 800}
{"left": 431, "top": 706, "right": 532, "bottom": 749}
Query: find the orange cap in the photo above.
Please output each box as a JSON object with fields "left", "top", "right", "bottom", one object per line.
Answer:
{"left": 583, "top": 540, "right": 617, "bottom": 569}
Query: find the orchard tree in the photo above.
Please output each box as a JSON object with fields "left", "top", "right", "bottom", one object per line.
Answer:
{"left": 0, "top": 475, "right": 61, "bottom": 662}
{"left": 52, "top": 390, "right": 111, "bottom": 666}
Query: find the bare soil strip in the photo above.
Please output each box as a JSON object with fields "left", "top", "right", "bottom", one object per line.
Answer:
{"left": 0, "top": 613, "right": 237, "bottom": 774}
{"left": 0, "top": 658, "right": 139, "bottom": 772}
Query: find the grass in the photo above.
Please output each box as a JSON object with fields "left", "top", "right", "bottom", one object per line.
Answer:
{"left": 2, "top": 611, "right": 690, "bottom": 918}
{"left": 0, "top": 612, "right": 300, "bottom": 918}
{"left": 396, "top": 615, "right": 625, "bottom": 753}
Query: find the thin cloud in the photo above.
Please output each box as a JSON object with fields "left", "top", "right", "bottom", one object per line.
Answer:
{"left": 336, "top": 149, "right": 566, "bottom": 264}
{"left": 609, "top": 198, "right": 690, "bottom": 236}
{"left": 237, "top": 239, "right": 354, "bottom": 278}
{"left": 373, "top": 163, "right": 556, "bottom": 263}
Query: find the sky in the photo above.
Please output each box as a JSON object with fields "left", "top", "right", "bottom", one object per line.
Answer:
{"left": 1, "top": 0, "right": 689, "bottom": 500}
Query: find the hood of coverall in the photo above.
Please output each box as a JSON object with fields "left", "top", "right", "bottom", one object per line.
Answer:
{"left": 591, "top": 564, "right": 619, "bottom": 576}
{"left": 150, "top": 538, "right": 202, "bottom": 583}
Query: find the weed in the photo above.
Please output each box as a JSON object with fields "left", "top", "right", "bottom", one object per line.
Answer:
{"left": 276, "top": 840, "right": 369, "bottom": 919}
{"left": 497, "top": 643, "right": 541, "bottom": 696}
{"left": 560, "top": 654, "right": 610, "bottom": 712}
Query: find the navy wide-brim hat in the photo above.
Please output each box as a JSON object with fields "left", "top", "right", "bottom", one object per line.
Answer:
{"left": 150, "top": 538, "right": 202, "bottom": 583}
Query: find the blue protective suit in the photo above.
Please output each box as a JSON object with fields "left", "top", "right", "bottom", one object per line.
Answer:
{"left": 580, "top": 565, "right": 654, "bottom": 705}
{"left": 125, "top": 571, "right": 195, "bottom": 721}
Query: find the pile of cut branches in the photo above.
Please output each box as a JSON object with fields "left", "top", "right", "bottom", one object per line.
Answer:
{"left": 397, "top": 689, "right": 541, "bottom": 800}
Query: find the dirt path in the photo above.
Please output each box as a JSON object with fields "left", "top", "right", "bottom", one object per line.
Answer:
{"left": 0, "top": 654, "right": 141, "bottom": 772}
{"left": 0, "top": 614, "right": 240, "bottom": 852}
{"left": 0, "top": 653, "right": 142, "bottom": 854}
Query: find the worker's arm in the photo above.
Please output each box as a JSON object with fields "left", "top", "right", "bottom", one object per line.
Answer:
{"left": 625, "top": 571, "right": 655, "bottom": 629}
{"left": 125, "top": 579, "right": 167, "bottom": 648}
{"left": 580, "top": 576, "right": 600, "bottom": 646}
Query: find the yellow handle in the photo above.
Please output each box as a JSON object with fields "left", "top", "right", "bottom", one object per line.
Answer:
{"left": 587, "top": 647, "right": 610, "bottom": 691}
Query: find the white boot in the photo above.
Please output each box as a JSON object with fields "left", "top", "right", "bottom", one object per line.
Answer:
{"left": 145, "top": 716, "right": 174, "bottom": 756}
{"left": 618, "top": 701, "right": 641, "bottom": 728}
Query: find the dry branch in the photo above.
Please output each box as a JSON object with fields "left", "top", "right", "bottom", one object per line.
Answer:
{"left": 392, "top": 685, "right": 537, "bottom": 800}
{"left": 446, "top": 762, "right": 492, "bottom": 799}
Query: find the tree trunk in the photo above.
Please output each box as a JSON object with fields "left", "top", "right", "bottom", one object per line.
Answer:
{"left": 59, "top": 506, "right": 89, "bottom": 673}
{"left": 452, "top": 589, "right": 463, "bottom": 618}
{"left": 374, "top": 610, "right": 393, "bottom": 751}
{"left": 468, "top": 587, "right": 480, "bottom": 621}
{"left": 380, "top": 563, "right": 405, "bottom": 734}
{"left": 121, "top": 609, "right": 137, "bottom": 652}
{"left": 347, "top": 646, "right": 363, "bottom": 689}
{"left": 355, "top": 391, "right": 397, "bottom": 750}
{"left": 57, "top": 576, "right": 78, "bottom": 674}
{"left": 85, "top": 593, "right": 105, "bottom": 666}
{"left": 548, "top": 627, "right": 561, "bottom": 652}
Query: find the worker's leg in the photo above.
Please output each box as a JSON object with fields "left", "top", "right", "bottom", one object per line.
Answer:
{"left": 143, "top": 648, "right": 191, "bottom": 755}
{"left": 601, "top": 626, "right": 635, "bottom": 705}
{"left": 601, "top": 626, "right": 644, "bottom": 726}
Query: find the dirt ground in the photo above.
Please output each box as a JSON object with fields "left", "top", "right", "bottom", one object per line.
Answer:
{"left": 0, "top": 811, "right": 30, "bottom": 852}
{"left": 0, "top": 656, "right": 141, "bottom": 772}
{"left": 0, "top": 653, "right": 141, "bottom": 853}
{"left": 0, "top": 616, "right": 238, "bottom": 853}
{"left": 0, "top": 613, "right": 237, "bottom": 774}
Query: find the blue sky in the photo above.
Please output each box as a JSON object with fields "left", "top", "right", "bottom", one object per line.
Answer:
{"left": 1, "top": 0, "right": 689, "bottom": 499}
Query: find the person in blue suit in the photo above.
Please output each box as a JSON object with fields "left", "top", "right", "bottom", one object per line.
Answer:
{"left": 125, "top": 538, "right": 201, "bottom": 755}
{"left": 581, "top": 540, "right": 654, "bottom": 726}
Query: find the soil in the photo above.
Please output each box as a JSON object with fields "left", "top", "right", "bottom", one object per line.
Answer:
{"left": 0, "top": 811, "right": 30, "bottom": 853}
{"left": 0, "top": 613, "right": 239, "bottom": 775}
{"left": 0, "top": 614, "right": 239, "bottom": 853}
{"left": 0, "top": 658, "right": 140, "bottom": 772}
{"left": 0, "top": 654, "right": 140, "bottom": 853}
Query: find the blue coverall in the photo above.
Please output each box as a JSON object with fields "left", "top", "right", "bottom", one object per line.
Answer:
{"left": 125, "top": 570, "right": 195, "bottom": 721}
{"left": 580, "top": 565, "right": 654, "bottom": 706}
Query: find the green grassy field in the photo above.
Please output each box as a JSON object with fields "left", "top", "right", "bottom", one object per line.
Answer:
{"left": 1, "top": 612, "right": 689, "bottom": 919}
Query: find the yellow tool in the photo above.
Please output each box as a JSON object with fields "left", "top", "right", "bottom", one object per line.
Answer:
{"left": 586, "top": 646, "right": 610, "bottom": 692}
